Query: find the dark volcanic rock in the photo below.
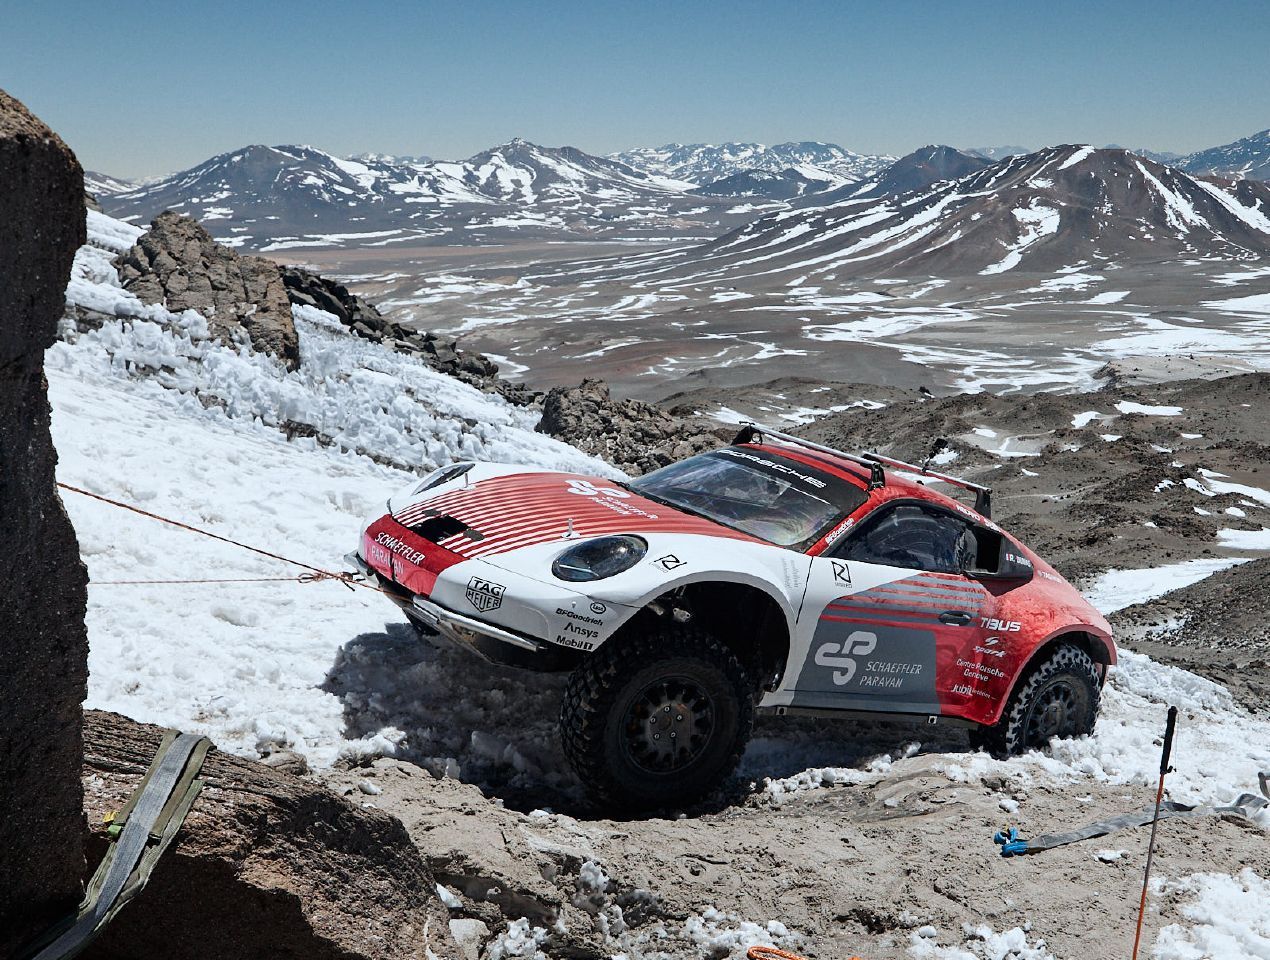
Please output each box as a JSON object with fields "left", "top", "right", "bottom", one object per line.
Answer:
{"left": 0, "top": 87, "right": 90, "bottom": 956}
{"left": 536, "top": 378, "right": 724, "bottom": 474}
{"left": 117, "top": 211, "right": 300, "bottom": 369}
{"left": 80, "top": 711, "right": 460, "bottom": 960}
{"left": 281, "top": 266, "right": 532, "bottom": 401}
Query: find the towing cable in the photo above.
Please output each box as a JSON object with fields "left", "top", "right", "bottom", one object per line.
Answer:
{"left": 56, "top": 482, "right": 385, "bottom": 593}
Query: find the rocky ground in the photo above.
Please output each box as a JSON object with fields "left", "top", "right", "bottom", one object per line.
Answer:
{"left": 324, "top": 745, "right": 1269, "bottom": 960}
{"left": 1112, "top": 557, "right": 1270, "bottom": 715}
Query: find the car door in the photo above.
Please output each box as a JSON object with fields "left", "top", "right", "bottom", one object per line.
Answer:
{"left": 783, "top": 502, "right": 997, "bottom": 717}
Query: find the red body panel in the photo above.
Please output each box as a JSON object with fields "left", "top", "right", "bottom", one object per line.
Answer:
{"left": 362, "top": 515, "right": 465, "bottom": 596}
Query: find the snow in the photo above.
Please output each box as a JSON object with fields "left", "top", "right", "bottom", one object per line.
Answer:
{"left": 908, "top": 924, "right": 1055, "bottom": 959}
{"left": 53, "top": 212, "right": 614, "bottom": 769}
{"left": 1081, "top": 557, "right": 1252, "bottom": 614}
{"left": 1057, "top": 146, "right": 1095, "bottom": 170}
{"left": 1217, "top": 527, "right": 1270, "bottom": 550}
{"left": 1203, "top": 292, "right": 1270, "bottom": 317}
{"left": 1136, "top": 162, "right": 1209, "bottom": 235}
{"left": 1071, "top": 411, "right": 1106, "bottom": 428}
{"left": 48, "top": 212, "right": 1270, "bottom": 942}
{"left": 979, "top": 203, "right": 1061, "bottom": 275}
{"left": 1085, "top": 290, "right": 1130, "bottom": 304}
{"left": 1152, "top": 869, "right": 1270, "bottom": 960}
{"left": 1115, "top": 400, "right": 1183, "bottom": 416}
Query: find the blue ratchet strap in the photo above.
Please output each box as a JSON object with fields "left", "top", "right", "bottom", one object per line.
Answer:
{"left": 994, "top": 826, "right": 1031, "bottom": 856}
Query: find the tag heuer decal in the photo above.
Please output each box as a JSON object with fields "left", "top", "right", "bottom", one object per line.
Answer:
{"left": 466, "top": 577, "right": 506, "bottom": 613}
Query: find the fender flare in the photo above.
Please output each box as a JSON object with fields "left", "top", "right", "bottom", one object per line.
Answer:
{"left": 987, "top": 623, "right": 1116, "bottom": 726}
{"left": 623, "top": 569, "right": 800, "bottom": 638}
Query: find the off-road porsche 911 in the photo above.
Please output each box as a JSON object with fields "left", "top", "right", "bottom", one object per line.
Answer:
{"left": 348, "top": 425, "right": 1115, "bottom": 810}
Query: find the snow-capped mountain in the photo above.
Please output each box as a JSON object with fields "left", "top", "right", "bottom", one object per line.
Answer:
{"left": 435, "top": 138, "right": 689, "bottom": 204}
{"left": 603, "top": 146, "right": 1270, "bottom": 285}
{"left": 84, "top": 170, "right": 135, "bottom": 195}
{"left": 690, "top": 165, "right": 843, "bottom": 201}
{"left": 98, "top": 140, "right": 744, "bottom": 250}
{"left": 795, "top": 145, "right": 991, "bottom": 207}
{"left": 611, "top": 141, "right": 894, "bottom": 185}
{"left": 1179, "top": 128, "right": 1270, "bottom": 181}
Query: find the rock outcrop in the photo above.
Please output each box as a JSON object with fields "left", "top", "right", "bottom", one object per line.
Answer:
{"left": 80, "top": 711, "right": 460, "bottom": 960}
{"left": 117, "top": 211, "right": 300, "bottom": 369}
{"left": 0, "top": 88, "right": 91, "bottom": 956}
{"left": 281, "top": 266, "right": 531, "bottom": 400}
{"left": 536, "top": 378, "right": 724, "bottom": 474}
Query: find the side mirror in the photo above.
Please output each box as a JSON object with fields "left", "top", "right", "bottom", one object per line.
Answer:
{"left": 962, "top": 527, "right": 1034, "bottom": 582}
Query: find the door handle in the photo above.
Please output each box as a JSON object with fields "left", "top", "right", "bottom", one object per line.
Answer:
{"left": 939, "top": 610, "right": 974, "bottom": 626}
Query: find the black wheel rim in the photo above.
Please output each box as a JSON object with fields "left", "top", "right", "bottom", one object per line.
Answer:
{"left": 620, "top": 676, "right": 716, "bottom": 774}
{"left": 1023, "top": 677, "right": 1089, "bottom": 747}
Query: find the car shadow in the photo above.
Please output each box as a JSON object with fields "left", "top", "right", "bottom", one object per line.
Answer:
{"left": 322, "top": 624, "right": 979, "bottom": 820}
{"left": 321, "top": 621, "right": 581, "bottom": 812}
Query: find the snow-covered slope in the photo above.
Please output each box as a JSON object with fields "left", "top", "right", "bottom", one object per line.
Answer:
{"left": 84, "top": 170, "right": 135, "bottom": 196}
{"left": 601, "top": 146, "right": 1270, "bottom": 287}
{"left": 56, "top": 210, "right": 617, "bottom": 764}
{"left": 611, "top": 141, "right": 894, "bottom": 185}
{"left": 795, "top": 145, "right": 992, "bottom": 207}
{"left": 690, "top": 165, "right": 846, "bottom": 201}
{"left": 99, "top": 140, "right": 741, "bottom": 249}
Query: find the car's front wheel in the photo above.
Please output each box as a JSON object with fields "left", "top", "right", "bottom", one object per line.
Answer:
{"left": 560, "top": 624, "right": 754, "bottom": 811}
{"left": 972, "top": 642, "right": 1101, "bottom": 756}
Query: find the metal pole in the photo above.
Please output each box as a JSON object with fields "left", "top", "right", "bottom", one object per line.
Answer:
{"left": 1130, "top": 705, "right": 1178, "bottom": 960}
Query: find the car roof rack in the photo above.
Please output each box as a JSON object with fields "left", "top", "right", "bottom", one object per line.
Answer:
{"left": 733, "top": 423, "right": 885, "bottom": 490}
{"left": 732, "top": 422, "right": 993, "bottom": 518}
{"left": 860, "top": 451, "right": 993, "bottom": 519}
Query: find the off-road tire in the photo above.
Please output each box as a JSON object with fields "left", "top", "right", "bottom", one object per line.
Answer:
{"left": 971, "top": 643, "right": 1101, "bottom": 757}
{"left": 560, "top": 624, "right": 754, "bottom": 812}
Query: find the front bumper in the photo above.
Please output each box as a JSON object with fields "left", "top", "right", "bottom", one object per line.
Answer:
{"left": 345, "top": 551, "right": 575, "bottom": 671}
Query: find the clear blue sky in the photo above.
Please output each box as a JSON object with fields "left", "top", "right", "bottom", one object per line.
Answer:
{"left": 3, "top": 0, "right": 1267, "bottom": 178}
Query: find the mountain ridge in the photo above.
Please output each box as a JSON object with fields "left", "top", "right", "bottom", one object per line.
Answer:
{"left": 597, "top": 145, "right": 1270, "bottom": 286}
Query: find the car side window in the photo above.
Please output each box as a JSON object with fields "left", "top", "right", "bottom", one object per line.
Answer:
{"left": 833, "top": 503, "right": 976, "bottom": 574}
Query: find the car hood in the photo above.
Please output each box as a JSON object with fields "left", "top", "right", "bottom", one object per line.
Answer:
{"left": 388, "top": 470, "right": 758, "bottom": 560}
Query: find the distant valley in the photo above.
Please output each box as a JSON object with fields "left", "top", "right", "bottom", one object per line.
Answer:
{"left": 89, "top": 130, "right": 1270, "bottom": 401}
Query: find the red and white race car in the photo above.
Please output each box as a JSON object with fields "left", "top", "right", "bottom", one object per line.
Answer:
{"left": 349, "top": 425, "right": 1114, "bottom": 810}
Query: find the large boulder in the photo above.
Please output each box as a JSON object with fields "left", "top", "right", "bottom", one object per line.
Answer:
{"left": 0, "top": 87, "right": 91, "bottom": 956}
{"left": 117, "top": 211, "right": 300, "bottom": 369}
{"left": 536, "top": 378, "right": 724, "bottom": 474}
{"left": 80, "top": 711, "right": 460, "bottom": 960}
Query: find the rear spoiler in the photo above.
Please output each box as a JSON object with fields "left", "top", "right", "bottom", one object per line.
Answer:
{"left": 732, "top": 422, "right": 993, "bottom": 519}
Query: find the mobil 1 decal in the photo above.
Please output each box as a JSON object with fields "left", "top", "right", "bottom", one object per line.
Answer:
{"left": 797, "top": 617, "right": 937, "bottom": 710}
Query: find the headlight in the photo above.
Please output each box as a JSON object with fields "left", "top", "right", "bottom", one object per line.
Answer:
{"left": 552, "top": 536, "right": 647, "bottom": 582}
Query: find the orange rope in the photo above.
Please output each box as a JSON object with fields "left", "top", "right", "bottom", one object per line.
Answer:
{"left": 57, "top": 482, "right": 388, "bottom": 595}
{"left": 748, "top": 946, "right": 861, "bottom": 960}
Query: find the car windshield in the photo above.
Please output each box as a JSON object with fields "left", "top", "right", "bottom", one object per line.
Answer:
{"left": 628, "top": 448, "right": 867, "bottom": 549}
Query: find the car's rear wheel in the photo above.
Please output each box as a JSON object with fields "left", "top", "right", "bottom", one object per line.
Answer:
{"left": 972, "top": 643, "right": 1101, "bottom": 756}
{"left": 560, "top": 624, "right": 753, "bottom": 811}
